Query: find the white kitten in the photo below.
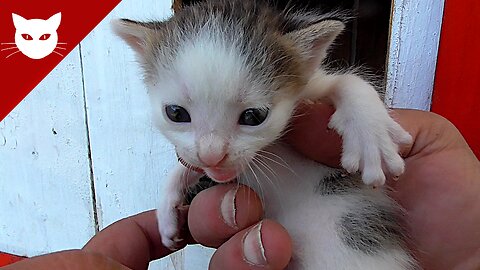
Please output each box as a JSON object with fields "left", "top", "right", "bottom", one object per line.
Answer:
{"left": 113, "top": 0, "right": 417, "bottom": 269}
{"left": 12, "top": 12, "right": 61, "bottom": 59}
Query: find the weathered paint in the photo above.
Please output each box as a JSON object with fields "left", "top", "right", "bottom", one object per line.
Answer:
{"left": 386, "top": 0, "right": 445, "bottom": 110}
{"left": 0, "top": 47, "right": 96, "bottom": 256}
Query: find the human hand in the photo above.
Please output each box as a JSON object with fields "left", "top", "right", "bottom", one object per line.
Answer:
{"left": 287, "top": 104, "right": 480, "bottom": 270}
{"left": 2, "top": 185, "right": 292, "bottom": 270}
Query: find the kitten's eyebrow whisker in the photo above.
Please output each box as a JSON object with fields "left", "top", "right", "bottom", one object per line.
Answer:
{"left": 1, "top": 47, "right": 18, "bottom": 51}
{"left": 6, "top": 50, "right": 20, "bottom": 59}
{"left": 52, "top": 51, "right": 64, "bottom": 57}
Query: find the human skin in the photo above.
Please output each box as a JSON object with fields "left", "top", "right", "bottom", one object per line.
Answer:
{"left": 3, "top": 106, "right": 480, "bottom": 270}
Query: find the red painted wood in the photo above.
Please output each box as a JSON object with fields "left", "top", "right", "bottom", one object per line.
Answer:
{"left": 0, "top": 252, "right": 25, "bottom": 267}
{"left": 432, "top": 0, "right": 480, "bottom": 158}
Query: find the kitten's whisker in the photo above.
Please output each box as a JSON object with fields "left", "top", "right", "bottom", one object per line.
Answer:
{"left": 257, "top": 150, "right": 297, "bottom": 176}
{"left": 55, "top": 47, "right": 67, "bottom": 50}
{"left": 1, "top": 47, "right": 18, "bottom": 51}
{"left": 255, "top": 156, "right": 279, "bottom": 180}
{"left": 57, "top": 42, "right": 67, "bottom": 44}
{"left": 1, "top": 42, "right": 16, "bottom": 45}
{"left": 6, "top": 50, "right": 20, "bottom": 59}
{"left": 53, "top": 51, "right": 64, "bottom": 57}
{"left": 252, "top": 157, "right": 280, "bottom": 196}
{"left": 247, "top": 160, "right": 265, "bottom": 204}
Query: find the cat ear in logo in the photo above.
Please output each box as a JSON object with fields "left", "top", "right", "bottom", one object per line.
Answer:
{"left": 47, "top": 12, "right": 62, "bottom": 30}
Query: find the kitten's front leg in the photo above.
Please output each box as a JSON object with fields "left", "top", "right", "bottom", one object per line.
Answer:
{"left": 157, "top": 162, "right": 203, "bottom": 250}
{"left": 302, "top": 71, "right": 412, "bottom": 186}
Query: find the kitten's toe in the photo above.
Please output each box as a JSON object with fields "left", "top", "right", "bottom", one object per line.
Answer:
{"left": 361, "top": 166, "right": 386, "bottom": 187}
{"left": 388, "top": 119, "right": 413, "bottom": 146}
{"left": 341, "top": 154, "right": 360, "bottom": 174}
{"left": 361, "top": 149, "right": 386, "bottom": 186}
{"left": 383, "top": 151, "right": 405, "bottom": 178}
{"left": 157, "top": 207, "right": 185, "bottom": 251}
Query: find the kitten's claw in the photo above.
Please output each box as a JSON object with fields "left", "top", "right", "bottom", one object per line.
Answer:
{"left": 157, "top": 200, "right": 186, "bottom": 251}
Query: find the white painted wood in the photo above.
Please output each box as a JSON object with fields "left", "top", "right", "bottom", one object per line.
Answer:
{"left": 79, "top": 0, "right": 214, "bottom": 269}
{"left": 386, "top": 0, "right": 445, "bottom": 110}
{"left": 0, "top": 47, "right": 95, "bottom": 256}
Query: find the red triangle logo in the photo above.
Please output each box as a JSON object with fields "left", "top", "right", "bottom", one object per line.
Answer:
{"left": 0, "top": 0, "right": 121, "bottom": 121}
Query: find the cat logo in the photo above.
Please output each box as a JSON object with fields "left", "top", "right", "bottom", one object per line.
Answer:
{"left": 1, "top": 12, "right": 66, "bottom": 60}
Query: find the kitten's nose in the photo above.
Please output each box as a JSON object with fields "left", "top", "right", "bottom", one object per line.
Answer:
{"left": 199, "top": 152, "right": 228, "bottom": 167}
{"left": 198, "top": 134, "right": 228, "bottom": 167}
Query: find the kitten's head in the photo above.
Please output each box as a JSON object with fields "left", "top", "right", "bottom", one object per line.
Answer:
{"left": 12, "top": 13, "right": 61, "bottom": 59}
{"left": 113, "top": 1, "right": 343, "bottom": 182}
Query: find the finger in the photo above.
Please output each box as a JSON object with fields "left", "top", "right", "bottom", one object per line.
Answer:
{"left": 286, "top": 103, "right": 342, "bottom": 167}
{"left": 188, "top": 184, "right": 263, "bottom": 248}
{"left": 83, "top": 210, "right": 174, "bottom": 270}
{"left": 3, "top": 250, "right": 130, "bottom": 270}
{"left": 210, "top": 220, "right": 292, "bottom": 270}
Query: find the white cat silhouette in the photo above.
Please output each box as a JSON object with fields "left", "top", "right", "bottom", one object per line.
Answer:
{"left": 11, "top": 12, "right": 62, "bottom": 59}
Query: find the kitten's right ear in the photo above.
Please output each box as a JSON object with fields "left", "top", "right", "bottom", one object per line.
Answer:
{"left": 12, "top": 13, "right": 27, "bottom": 29}
{"left": 111, "top": 19, "right": 159, "bottom": 55}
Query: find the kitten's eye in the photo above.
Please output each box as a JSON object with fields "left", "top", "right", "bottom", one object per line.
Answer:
{"left": 165, "top": 105, "right": 191, "bottom": 123}
{"left": 39, "top": 34, "right": 51, "bottom": 40}
{"left": 239, "top": 108, "right": 269, "bottom": 126}
{"left": 21, "top": 34, "right": 33, "bottom": 40}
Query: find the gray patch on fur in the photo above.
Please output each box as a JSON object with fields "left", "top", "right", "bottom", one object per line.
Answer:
{"left": 315, "top": 171, "right": 361, "bottom": 195}
{"left": 338, "top": 195, "right": 406, "bottom": 255}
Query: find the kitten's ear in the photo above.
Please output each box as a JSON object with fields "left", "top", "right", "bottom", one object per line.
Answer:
{"left": 47, "top": 12, "right": 62, "bottom": 30}
{"left": 12, "top": 13, "right": 27, "bottom": 29}
{"left": 286, "top": 20, "right": 345, "bottom": 73}
{"left": 112, "top": 19, "right": 158, "bottom": 55}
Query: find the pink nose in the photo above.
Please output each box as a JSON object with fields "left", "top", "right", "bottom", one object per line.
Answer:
{"left": 199, "top": 152, "right": 227, "bottom": 167}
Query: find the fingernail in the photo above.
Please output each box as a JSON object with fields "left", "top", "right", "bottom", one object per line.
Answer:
{"left": 243, "top": 222, "right": 267, "bottom": 266}
{"left": 220, "top": 186, "right": 239, "bottom": 228}
{"left": 393, "top": 175, "right": 400, "bottom": 181}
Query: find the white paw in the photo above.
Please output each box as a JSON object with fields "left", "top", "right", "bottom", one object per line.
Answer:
{"left": 157, "top": 199, "right": 185, "bottom": 250}
{"left": 329, "top": 109, "right": 412, "bottom": 186}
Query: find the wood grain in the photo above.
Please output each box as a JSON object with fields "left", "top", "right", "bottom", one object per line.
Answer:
{"left": 0, "top": 47, "right": 96, "bottom": 256}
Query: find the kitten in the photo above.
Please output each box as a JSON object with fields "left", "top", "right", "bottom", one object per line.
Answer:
{"left": 113, "top": 0, "right": 417, "bottom": 269}
{"left": 10, "top": 13, "right": 62, "bottom": 59}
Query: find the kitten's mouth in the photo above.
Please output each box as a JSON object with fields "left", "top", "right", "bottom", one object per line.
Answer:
{"left": 204, "top": 167, "right": 237, "bottom": 183}
{"left": 177, "top": 154, "right": 237, "bottom": 183}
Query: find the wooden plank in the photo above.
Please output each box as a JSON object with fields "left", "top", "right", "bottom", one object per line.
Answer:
{"left": 79, "top": 0, "right": 213, "bottom": 269}
{"left": 431, "top": 0, "right": 480, "bottom": 158}
{"left": 0, "top": 47, "right": 96, "bottom": 256}
{"left": 386, "top": 0, "right": 445, "bottom": 110}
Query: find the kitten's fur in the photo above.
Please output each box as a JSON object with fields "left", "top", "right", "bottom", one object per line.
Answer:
{"left": 113, "top": 0, "right": 417, "bottom": 269}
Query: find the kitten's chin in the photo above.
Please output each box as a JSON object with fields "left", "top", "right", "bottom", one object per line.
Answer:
{"left": 204, "top": 167, "right": 238, "bottom": 183}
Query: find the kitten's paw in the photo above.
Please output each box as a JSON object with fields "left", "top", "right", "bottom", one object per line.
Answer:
{"left": 329, "top": 109, "right": 412, "bottom": 186}
{"left": 156, "top": 201, "right": 186, "bottom": 250}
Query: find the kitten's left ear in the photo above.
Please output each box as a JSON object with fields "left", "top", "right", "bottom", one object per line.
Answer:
{"left": 112, "top": 19, "right": 160, "bottom": 56}
{"left": 286, "top": 20, "right": 345, "bottom": 73}
{"left": 48, "top": 12, "right": 62, "bottom": 30}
